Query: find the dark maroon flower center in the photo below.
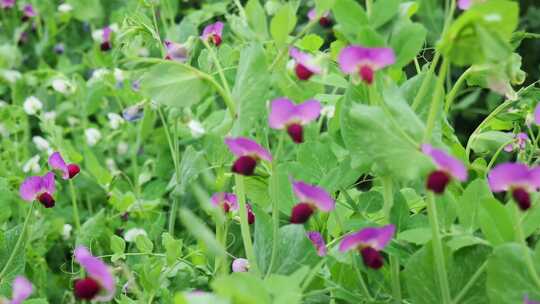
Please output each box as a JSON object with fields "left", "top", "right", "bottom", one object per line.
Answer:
{"left": 68, "top": 164, "right": 80, "bottom": 179}
{"left": 223, "top": 202, "right": 231, "bottom": 213}
{"left": 232, "top": 155, "right": 258, "bottom": 176}
{"left": 319, "top": 17, "right": 332, "bottom": 27}
{"left": 360, "top": 247, "right": 384, "bottom": 269}
{"left": 512, "top": 187, "right": 531, "bottom": 211}
{"left": 38, "top": 192, "right": 55, "bottom": 208}
{"left": 287, "top": 123, "right": 304, "bottom": 143}
{"left": 290, "top": 202, "right": 315, "bottom": 224}
{"left": 100, "top": 41, "right": 111, "bottom": 51}
{"left": 426, "top": 170, "right": 451, "bottom": 194}
{"left": 74, "top": 277, "right": 101, "bottom": 300}
{"left": 247, "top": 206, "right": 255, "bottom": 225}
{"left": 359, "top": 65, "right": 374, "bottom": 85}
{"left": 211, "top": 34, "right": 222, "bottom": 46}
{"left": 295, "top": 63, "right": 314, "bottom": 81}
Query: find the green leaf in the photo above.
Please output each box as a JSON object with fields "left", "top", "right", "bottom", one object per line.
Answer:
{"left": 0, "top": 226, "right": 26, "bottom": 284}
{"left": 270, "top": 224, "right": 319, "bottom": 275}
{"left": 470, "top": 131, "right": 513, "bottom": 155}
{"left": 84, "top": 148, "right": 112, "bottom": 187}
{"left": 390, "top": 22, "right": 427, "bottom": 68}
{"left": 332, "top": 0, "right": 368, "bottom": 40}
{"left": 212, "top": 273, "right": 272, "bottom": 304}
{"left": 456, "top": 179, "right": 493, "bottom": 231}
{"left": 179, "top": 208, "right": 226, "bottom": 258}
{"left": 67, "top": 0, "right": 103, "bottom": 21}
{"left": 141, "top": 62, "right": 210, "bottom": 108}
{"left": 253, "top": 205, "right": 273, "bottom": 274}
{"left": 370, "top": 0, "right": 400, "bottom": 28}
{"left": 296, "top": 34, "right": 324, "bottom": 52}
{"left": 486, "top": 243, "right": 540, "bottom": 303}
{"left": 390, "top": 191, "right": 410, "bottom": 231}
{"left": 175, "top": 146, "right": 205, "bottom": 194}
{"left": 135, "top": 234, "right": 154, "bottom": 253}
{"left": 162, "top": 232, "right": 183, "bottom": 266}
{"left": 110, "top": 235, "right": 126, "bottom": 254}
{"left": 478, "top": 198, "right": 515, "bottom": 245}
{"left": 315, "top": 0, "right": 336, "bottom": 13}
{"left": 76, "top": 210, "right": 106, "bottom": 247}
{"left": 246, "top": 0, "right": 269, "bottom": 38}
{"left": 270, "top": 3, "right": 297, "bottom": 46}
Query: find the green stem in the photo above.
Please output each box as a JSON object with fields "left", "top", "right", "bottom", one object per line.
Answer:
{"left": 411, "top": 52, "right": 441, "bottom": 111}
{"left": 423, "top": 59, "right": 449, "bottom": 143}
{"left": 451, "top": 261, "right": 487, "bottom": 304}
{"left": 426, "top": 192, "right": 452, "bottom": 304}
{"left": 381, "top": 177, "right": 401, "bottom": 303}
{"left": 352, "top": 253, "right": 374, "bottom": 301}
{"left": 514, "top": 207, "right": 540, "bottom": 288}
{"left": 235, "top": 175, "right": 259, "bottom": 276}
{"left": 365, "top": 0, "right": 373, "bottom": 16}
{"left": 214, "top": 218, "right": 228, "bottom": 275}
{"left": 233, "top": 0, "right": 248, "bottom": 21}
{"left": 202, "top": 40, "right": 233, "bottom": 100}
{"left": 69, "top": 179, "right": 81, "bottom": 232}
{"left": 301, "top": 258, "right": 326, "bottom": 292}
{"left": 0, "top": 203, "right": 34, "bottom": 281}
{"left": 269, "top": 20, "right": 318, "bottom": 71}
{"left": 444, "top": 67, "right": 472, "bottom": 114}
{"left": 486, "top": 140, "right": 514, "bottom": 173}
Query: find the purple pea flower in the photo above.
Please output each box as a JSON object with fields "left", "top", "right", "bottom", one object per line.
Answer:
{"left": 534, "top": 103, "right": 540, "bottom": 126}
{"left": 338, "top": 45, "right": 396, "bottom": 85}
{"left": 290, "top": 180, "right": 335, "bottom": 224}
{"left": 3, "top": 276, "right": 33, "bottom": 304}
{"left": 289, "top": 47, "right": 322, "bottom": 81}
{"left": 201, "top": 21, "right": 224, "bottom": 47}
{"left": 339, "top": 224, "right": 395, "bottom": 269}
{"left": 504, "top": 132, "right": 528, "bottom": 152}
{"left": 164, "top": 40, "right": 188, "bottom": 62}
{"left": 49, "top": 152, "right": 80, "bottom": 180}
{"left": 74, "top": 246, "right": 116, "bottom": 302}
{"left": 422, "top": 144, "right": 468, "bottom": 194}
{"left": 21, "top": 4, "right": 36, "bottom": 21}
{"left": 457, "top": 0, "right": 486, "bottom": 10}
{"left": 525, "top": 295, "right": 540, "bottom": 304}
{"left": 19, "top": 172, "right": 56, "bottom": 208}
{"left": 100, "top": 26, "right": 113, "bottom": 51}
{"left": 1, "top": 0, "right": 15, "bottom": 9}
{"left": 225, "top": 137, "right": 272, "bottom": 176}
{"left": 211, "top": 192, "right": 238, "bottom": 213}
{"left": 122, "top": 104, "right": 144, "bottom": 122}
{"left": 268, "top": 98, "right": 321, "bottom": 143}
{"left": 54, "top": 43, "right": 65, "bottom": 54}
{"left": 488, "top": 163, "right": 538, "bottom": 210}
{"left": 232, "top": 258, "right": 249, "bottom": 272}
{"left": 307, "top": 9, "right": 332, "bottom": 27}
{"left": 307, "top": 231, "right": 327, "bottom": 256}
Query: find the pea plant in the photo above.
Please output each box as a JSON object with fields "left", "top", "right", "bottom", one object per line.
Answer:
{"left": 1, "top": 0, "right": 540, "bottom": 303}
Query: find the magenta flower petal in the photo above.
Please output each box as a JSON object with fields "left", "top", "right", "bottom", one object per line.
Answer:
{"left": 210, "top": 192, "right": 239, "bottom": 212}
{"left": 339, "top": 224, "right": 395, "bottom": 252}
{"left": 307, "top": 231, "right": 327, "bottom": 256}
{"left": 488, "top": 163, "right": 532, "bottom": 192}
{"left": 202, "top": 21, "right": 224, "bottom": 45}
{"left": 289, "top": 48, "right": 322, "bottom": 74}
{"left": 268, "top": 98, "right": 321, "bottom": 129}
{"left": 164, "top": 40, "right": 188, "bottom": 62}
{"left": 224, "top": 137, "right": 272, "bottom": 162}
{"left": 49, "top": 152, "right": 69, "bottom": 179}
{"left": 422, "top": 144, "right": 468, "bottom": 181}
{"left": 10, "top": 276, "right": 33, "bottom": 304}
{"left": 307, "top": 9, "right": 317, "bottom": 20}
{"left": 231, "top": 258, "right": 249, "bottom": 272}
{"left": 74, "top": 246, "right": 116, "bottom": 302}
{"left": 42, "top": 172, "right": 56, "bottom": 194}
{"left": 1, "top": 0, "right": 15, "bottom": 9}
{"left": 338, "top": 45, "right": 396, "bottom": 74}
{"left": 525, "top": 295, "right": 540, "bottom": 304}
{"left": 457, "top": 0, "right": 472, "bottom": 10}
{"left": 22, "top": 4, "right": 36, "bottom": 17}
{"left": 292, "top": 180, "right": 335, "bottom": 211}
{"left": 19, "top": 176, "right": 43, "bottom": 201}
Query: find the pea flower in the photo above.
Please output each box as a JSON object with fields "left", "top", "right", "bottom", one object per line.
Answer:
{"left": 525, "top": 295, "right": 540, "bottom": 304}
{"left": 51, "top": 78, "right": 73, "bottom": 94}
{"left": 225, "top": 137, "right": 272, "bottom": 176}
{"left": 123, "top": 228, "right": 148, "bottom": 243}
{"left": 21, "top": 4, "right": 36, "bottom": 21}
{"left": 74, "top": 246, "right": 116, "bottom": 301}
{"left": 488, "top": 163, "right": 538, "bottom": 211}
{"left": 211, "top": 192, "right": 238, "bottom": 212}
{"left": 457, "top": 0, "right": 486, "bottom": 10}
{"left": 422, "top": 144, "right": 468, "bottom": 194}
{"left": 290, "top": 180, "right": 335, "bottom": 224}
{"left": 22, "top": 155, "right": 40, "bottom": 174}
{"left": 232, "top": 258, "right": 249, "bottom": 272}
{"left": 85, "top": 128, "right": 102, "bottom": 146}
{"left": 32, "top": 136, "right": 52, "bottom": 154}
{"left": 339, "top": 224, "right": 395, "bottom": 269}
{"left": 201, "top": 21, "right": 224, "bottom": 46}
{"left": 1, "top": 0, "right": 15, "bottom": 9}
{"left": 534, "top": 103, "right": 540, "bottom": 125}
{"left": 338, "top": 45, "right": 396, "bottom": 85}
{"left": 23, "top": 96, "right": 43, "bottom": 116}
{"left": 1, "top": 276, "right": 33, "bottom": 304}
{"left": 504, "top": 132, "right": 528, "bottom": 152}
{"left": 92, "top": 25, "right": 116, "bottom": 51}
{"left": 164, "top": 40, "right": 188, "bottom": 62}
{"left": 107, "top": 113, "right": 124, "bottom": 130}
{"left": 268, "top": 98, "right": 321, "bottom": 143}
{"left": 122, "top": 104, "right": 144, "bottom": 122}
{"left": 246, "top": 203, "right": 255, "bottom": 225}
{"left": 54, "top": 43, "right": 65, "bottom": 54}
{"left": 307, "top": 231, "right": 327, "bottom": 256}
{"left": 307, "top": 9, "right": 332, "bottom": 27}
{"left": 58, "top": 3, "right": 73, "bottom": 13}
{"left": 187, "top": 119, "right": 205, "bottom": 138}
{"left": 48, "top": 152, "right": 80, "bottom": 180}
{"left": 289, "top": 47, "right": 322, "bottom": 81}
{"left": 19, "top": 172, "right": 56, "bottom": 208}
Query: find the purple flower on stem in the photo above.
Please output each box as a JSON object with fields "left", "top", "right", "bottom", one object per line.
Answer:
{"left": 307, "top": 231, "right": 327, "bottom": 256}
{"left": 210, "top": 192, "right": 238, "bottom": 213}
{"left": 225, "top": 137, "right": 272, "bottom": 176}
{"left": 232, "top": 258, "right": 249, "bottom": 272}
{"left": 1, "top": 0, "right": 15, "bottom": 9}
{"left": 6, "top": 276, "right": 33, "bottom": 304}
{"left": 21, "top": 4, "right": 36, "bottom": 21}
{"left": 525, "top": 295, "right": 540, "bottom": 304}
{"left": 268, "top": 98, "right": 321, "bottom": 143}
{"left": 201, "top": 21, "right": 224, "bottom": 47}
{"left": 100, "top": 26, "right": 112, "bottom": 51}
{"left": 534, "top": 103, "right": 540, "bottom": 126}
{"left": 164, "top": 40, "right": 188, "bottom": 62}
{"left": 457, "top": 0, "right": 486, "bottom": 10}
{"left": 488, "top": 163, "right": 538, "bottom": 210}
{"left": 122, "top": 104, "right": 144, "bottom": 122}
{"left": 290, "top": 180, "right": 335, "bottom": 224}
{"left": 422, "top": 144, "right": 468, "bottom": 194}
{"left": 49, "top": 152, "right": 80, "bottom": 180}
{"left": 339, "top": 224, "right": 395, "bottom": 269}
{"left": 289, "top": 47, "right": 322, "bottom": 81}
{"left": 504, "top": 132, "right": 528, "bottom": 152}
{"left": 74, "top": 246, "right": 116, "bottom": 302}
{"left": 307, "top": 9, "right": 332, "bottom": 27}
{"left": 338, "top": 45, "right": 396, "bottom": 85}
{"left": 19, "top": 172, "right": 56, "bottom": 208}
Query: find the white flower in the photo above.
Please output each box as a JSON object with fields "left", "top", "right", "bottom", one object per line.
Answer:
{"left": 107, "top": 113, "right": 124, "bottom": 130}
{"left": 85, "top": 128, "right": 102, "bottom": 146}
{"left": 106, "top": 158, "right": 118, "bottom": 172}
{"left": 187, "top": 120, "right": 205, "bottom": 138}
{"left": 0, "top": 70, "right": 21, "bottom": 83}
{"left": 321, "top": 105, "right": 335, "bottom": 119}
{"left": 58, "top": 3, "right": 72, "bottom": 13}
{"left": 0, "top": 123, "right": 8, "bottom": 137}
{"left": 117, "top": 142, "right": 129, "bottom": 155}
{"left": 23, "top": 96, "right": 43, "bottom": 115}
{"left": 138, "top": 47, "right": 149, "bottom": 57}
{"left": 22, "top": 155, "right": 40, "bottom": 173}
{"left": 67, "top": 116, "right": 80, "bottom": 127}
{"left": 51, "top": 78, "right": 73, "bottom": 94}
{"left": 88, "top": 68, "right": 109, "bottom": 84}
{"left": 124, "top": 228, "right": 147, "bottom": 242}
{"left": 113, "top": 68, "right": 124, "bottom": 83}
{"left": 0, "top": 100, "right": 7, "bottom": 107}
{"left": 32, "top": 136, "right": 52, "bottom": 153}
{"left": 62, "top": 224, "right": 73, "bottom": 240}
{"left": 43, "top": 111, "right": 57, "bottom": 122}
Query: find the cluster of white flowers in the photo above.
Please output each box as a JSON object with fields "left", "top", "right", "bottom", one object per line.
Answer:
{"left": 58, "top": 3, "right": 72, "bottom": 13}
{"left": 51, "top": 78, "right": 74, "bottom": 94}
{"left": 23, "top": 96, "right": 43, "bottom": 115}
{"left": 85, "top": 128, "right": 102, "bottom": 146}
{"left": 123, "top": 228, "right": 147, "bottom": 242}
{"left": 107, "top": 113, "right": 124, "bottom": 130}
{"left": 187, "top": 119, "right": 205, "bottom": 138}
